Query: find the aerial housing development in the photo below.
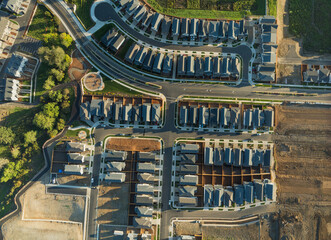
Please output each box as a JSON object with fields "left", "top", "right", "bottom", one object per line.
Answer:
{"left": 0, "top": 0, "right": 330, "bottom": 240}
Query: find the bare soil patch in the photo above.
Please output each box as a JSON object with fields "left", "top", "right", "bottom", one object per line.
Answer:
{"left": 106, "top": 138, "right": 160, "bottom": 152}
{"left": 276, "top": 63, "right": 301, "bottom": 84}
{"left": 83, "top": 72, "right": 104, "bottom": 91}
{"left": 97, "top": 183, "right": 129, "bottom": 225}
{"left": 273, "top": 104, "right": 331, "bottom": 240}
{"left": 173, "top": 222, "right": 201, "bottom": 236}
{"left": 202, "top": 223, "right": 260, "bottom": 240}
{"left": 56, "top": 174, "right": 91, "bottom": 186}
{"left": 68, "top": 49, "right": 92, "bottom": 82}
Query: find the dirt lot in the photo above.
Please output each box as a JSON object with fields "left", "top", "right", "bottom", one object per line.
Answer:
{"left": 2, "top": 216, "right": 82, "bottom": 240}
{"left": 2, "top": 172, "right": 85, "bottom": 240}
{"left": 273, "top": 103, "right": 331, "bottom": 240}
{"left": 97, "top": 183, "right": 129, "bottom": 225}
{"left": 68, "top": 49, "right": 92, "bottom": 82}
{"left": 202, "top": 223, "right": 260, "bottom": 240}
{"left": 56, "top": 174, "right": 91, "bottom": 186}
{"left": 173, "top": 222, "right": 201, "bottom": 236}
{"left": 106, "top": 137, "right": 160, "bottom": 152}
{"left": 276, "top": 63, "right": 302, "bottom": 84}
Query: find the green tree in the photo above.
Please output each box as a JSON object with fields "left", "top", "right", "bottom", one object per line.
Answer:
{"left": 33, "top": 112, "right": 55, "bottom": 130}
{"left": 11, "top": 146, "right": 20, "bottom": 159}
{"left": 1, "top": 159, "right": 29, "bottom": 183}
{"left": 59, "top": 32, "right": 73, "bottom": 48}
{"left": 24, "top": 131, "right": 37, "bottom": 146}
{"left": 42, "top": 102, "right": 60, "bottom": 118}
{"left": 43, "top": 76, "right": 55, "bottom": 90}
{"left": 50, "top": 68, "right": 64, "bottom": 82}
{"left": 56, "top": 118, "right": 66, "bottom": 131}
{"left": 48, "top": 129, "right": 58, "bottom": 138}
{"left": 0, "top": 127, "right": 15, "bottom": 145}
{"left": 43, "top": 33, "right": 59, "bottom": 45}
{"left": 38, "top": 46, "right": 71, "bottom": 70}
{"left": 48, "top": 90, "right": 63, "bottom": 103}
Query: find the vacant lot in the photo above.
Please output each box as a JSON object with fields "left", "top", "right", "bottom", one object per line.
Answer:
{"left": 288, "top": 0, "right": 331, "bottom": 53}
{"left": 106, "top": 138, "right": 160, "bottom": 152}
{"left": 274, "top": 104, "right": 331, "bottom": 239}
{"left": 97, "top": 184, "right": 129, "bottom": 225}
{"left": 202, "top": 223, "right": 260, "bottom": 240}
{"left": 2, "top": 172, "right": 85, "bottom": 240}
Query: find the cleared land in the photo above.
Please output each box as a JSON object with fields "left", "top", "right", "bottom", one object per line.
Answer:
{"left": 68, "top": 49, "right": 92, "bottom": 82}
{"left": 106, "top": 138, "right": 161, "bottom": 152}
{"left": 273, "top": 104, "right": 331, "bottom": 239}
{"left": 146, "top": 0, "right": 266, "bottom": 19}
{"left": 2, "top": 172, "right": 85, "bottom": 240}
{"left": 288, "top": 0, "right": 331, "bottom": 53}
{"left": 97, "top": 184, "right": 129, "bottom": 225}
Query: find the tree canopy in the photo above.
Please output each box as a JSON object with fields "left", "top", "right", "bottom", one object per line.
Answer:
{"left": 24, "top": 131, "right": 37, "bottom": 146}
{"left": 38, "top": 46, "right": 71, "bottom": 71}
{"left": 0, "top": 127, "right": 15, "bottom": 145}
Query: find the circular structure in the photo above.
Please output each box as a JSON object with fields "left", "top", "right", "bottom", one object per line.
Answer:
{"left": 83, "top": 72, "right": 105, "bottom": 91}
{"left": 94, "top": 2, "right": 113, "bottom": 22}
{"left": 78, "top": 130, "right": 87, "bottom": 139}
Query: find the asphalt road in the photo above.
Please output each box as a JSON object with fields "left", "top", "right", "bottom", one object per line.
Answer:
{"left": 47, "top": 186, "right": 87, "bottom": 195}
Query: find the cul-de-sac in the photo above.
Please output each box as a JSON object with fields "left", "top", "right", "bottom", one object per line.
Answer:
{"left": 0, "top": 0, "right": 330, "bottom": 239}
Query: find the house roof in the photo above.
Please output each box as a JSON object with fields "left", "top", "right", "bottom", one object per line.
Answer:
{"left": 101, "top": 29, "right": 118, "bottom": 47}
{"left": 105, "top": 162, "right": 125, "bottom": 172}
{"left": 67, "top": 153, "right": 84, "bottom": 164}
{"left": 4, "top": 78, "right": 19, "bottom": 101}
{"left": 135, "top": 194, "right": 153, "bottom": 205}
{"left": 151, "top": 13, "right": 163, "bottom": 31}
{"left": 186, "top": 56, "right": 195, "bottom": 76}
{"left": 244, "top": 182, "right": 254, "bottom": 203}
{"left": 180, "top": 153, "right": 197, "bottom": 164}
{"left": 64, "top": 165, "right": 84, "bottom": 175}
{"left": 180, "top": 106, "right": 188, "bottom": 125}
{"left": 104, "top": 172, "right": 126, "bottom": 182}
{"left": 122, "top": 104, "right": 132, "bottom": 122}
{"left": 179, "top": 175, "right": 198, "bottom": 185}
{"left": 142, "top": 103, "right": 151, "bottom": 122}
{"left": 259, "top": 62, "right": 276, "bottom": 71}
{"left": 172, "top": 18, "right": 180, "bottom": 36}
{"left": 162, "top": 54, "right": 173, "bottom": 74}
{"left": 224, "top": 148, "right": 233, "bottom": 165}
{"left": 195, "top": 57, "right": 204, "bottom": 77}
{"left": 262, "top": 52, "right": 276, "bottom": 64}
{"left": 137, "top": 173, "right": 155, "bottom": 183}
{"left": 254, "top": 179, "right": 264, "bottom": 200}
{"left": 151, "top": 104, "right": 161, "bottom": 122}
{"left": 204, "top": 184, "right": 214, "bottom": 207}
{"left": 66, "top": 142, "right": 85, "bottom": 152}
{"left": 223, "top": 187, "right": 234, "bottom": 207}
{"left": 109, "top": 34, "right": 125, "bottom": 51}
{"left": 133, "top": 217, "right": 152, "bottom": 228}
{"left": 142, "top": 51, "right": 155, "bottom": 71}
{"left": 181, "top": 18, "right": 189, "bottom": 36}
{"left": 138, "top": 152, "right": 156, "bottom": 162}
{"left": 136, "top": 183, "right": 154, "bottom": 194}
{"left": 134, "top": 46, "right": 148, "bottom": 65}
{"left": 177, "top": 55, "right": 186, "bottom": 75}
{"left": 178, "top": 185, "right": 197, "bottom": 197}
{"left": 234, "top": 185, "right": 244, "bottom": 205}
{"left": 214, "top": 147, "right": 224, "bottom": 166}
{"left": 135, "top": 206, "right": 153, "bottom": 217}
{"left": 189, "top": 106, "right": 198, "bottom": 125}
{"left": 233, "top": 148, "right": 243, "bottom": 167}
{"left": 105, "top": 150, "right": 127, "bottom": 161}
{"left": 204, "top": 147, "right": 213, "bottom": 165}
{"left": 180, "top": 164, "right": 198, "bottom": 175}
{"left": 161, "top": 17, "right": 172, "bottom": 36}
{"left": 214, "top": 185, "right": 224, "bottom": 207}
{"left": 180, "top": 144, "right": 199, "bottom": 153}
{"left": 137, "top": 162, "right": 155, "bottom": 173}
{"left": 204, "top": 56, "right": 213, "bottom": 75}
{"left": 125, "top": 44, "right": 140, "bottom": 64}
{"left": 132, "top": 104, "right": 141, "bottom": 122}
{"left": 243, "top": 148, "right": 253, "bottom": 167}
{"left": 178, "top": 197, "right": 198, "bottom": 207}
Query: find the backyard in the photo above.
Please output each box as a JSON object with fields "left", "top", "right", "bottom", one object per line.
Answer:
{"left": 146, "top": 0, "right": 266, "bottom": 19}
{"left": 289, "top": 0, "right": 331, "bottom": 53}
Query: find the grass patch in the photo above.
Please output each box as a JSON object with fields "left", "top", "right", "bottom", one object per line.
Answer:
{"left": 289, "top": 0, "right": 331, "bottom": 53}
{"left": 35, "top": 62, "right": 50, "bottom": 99}
{"left": 146, "top": 0, "right": 266, "bottom": 19}
{"left": 85, "top": 75, "right": 142, "bottom": 96}
{"left": 93, "top": 23, "right": 114, "bottom": 42}
{"left": 28, "top": 4, "right": 59, "bottom": 40}
{"left": 268, "top": 0, "right": 277, "bottom": 17}
{"left": 67, "top": 0, "right": 95, "bottom": 30}
{"left": 65, "top": 129, "right": 90, "bottom": 138}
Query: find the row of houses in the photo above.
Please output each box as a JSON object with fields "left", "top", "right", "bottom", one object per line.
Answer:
{"left": 62, "top": 142, "right": 90, "bottom": 175}
{"left": 257, "top": 16, "right": 278, "bottom": 82}
{"left": 243, "top": 108, "right": 274, "bottom": 128}
{"left": 100, "top": 28, "right": 126, "bottom": 52}
{"left": 204, "top": 179, "right": 276, "bottom": 208}
{"left": 204, "top": 147, "right": 272, "bottom": 167}
{"left": 177, "top": 56, "right": 240, "bottom": 79}
{"left": 0, "top": 17, "right": 19, "bottom": 59}
{"left": 124, "top": 44, "right": 173, "bottom": 75}
{"left": 179, "top": 106, "right": 241, "bottom": 128}
{"left": 102, "top": 150, "right": 128, "bottom": 183}
{"left": 303, "top": 67, "right": 331, "bottom": 84}
{"left": 80, "top": 100, "right": 161, "bottom": 125}
{"left": 118, "top": 0, "right": 248, "bottom": 41}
